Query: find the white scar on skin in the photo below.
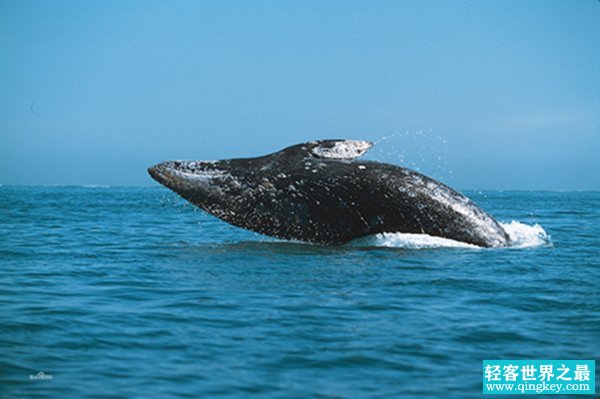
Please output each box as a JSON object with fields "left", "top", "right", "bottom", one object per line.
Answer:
{"left": 311, "top": 140, "right": 373, "bottom": 159}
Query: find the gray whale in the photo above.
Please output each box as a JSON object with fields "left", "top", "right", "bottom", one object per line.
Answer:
{"left": 148, "top": 140, "right": 509, "bottom": 247}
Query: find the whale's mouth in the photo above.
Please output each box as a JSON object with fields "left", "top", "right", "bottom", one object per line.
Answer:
{"left": 148, "top": 162, "right": 183, "bottom": 189}
{"left": 148, "top": 162, "right": 169, "bottom": 185}
{"left": 148, "top": 161, "right": 228, "bottom": 193}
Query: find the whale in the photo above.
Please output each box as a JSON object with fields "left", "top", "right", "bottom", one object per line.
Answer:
{"left": 148, "top": 139, "right": 509, "bottom": 247}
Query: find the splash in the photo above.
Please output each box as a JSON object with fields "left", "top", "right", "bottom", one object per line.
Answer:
{"left": 500, "top": 221, "right": 550, "bottom": 248}
{"left": 366, "top": 129, "right": 452, "bottom": 182}
{"left": 349, "top": 221, "right": 550, "bottom": 249}
{"left": 350, "top": 232, "right": 478, "bottom": 249}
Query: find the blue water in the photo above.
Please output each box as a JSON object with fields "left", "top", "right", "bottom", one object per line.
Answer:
{"left": 1, "top": 186, "right": 598, "bottom": 398}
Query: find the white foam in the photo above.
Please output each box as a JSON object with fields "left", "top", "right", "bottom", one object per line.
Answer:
{"left": 500, "top": 221, "right": 551, "bottom": 248}
{"left": 350, "top": 232, "right": 478, "bottom": 249}
{"left": 349, "top": 221, "right": 550, "bottom": 249}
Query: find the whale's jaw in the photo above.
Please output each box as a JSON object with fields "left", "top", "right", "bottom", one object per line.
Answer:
{"left": 148, "top": 162, "right": 190, "bottom": 193}
{"left": 147, "top": 162, "right": 171, "bottom": 187}
{"left": 148, "top": 161, "right": 228, "bottom": 200}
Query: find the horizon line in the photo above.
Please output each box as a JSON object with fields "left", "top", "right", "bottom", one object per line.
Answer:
{"left": 0, "top": 184, "right": 598, "bottom": 193}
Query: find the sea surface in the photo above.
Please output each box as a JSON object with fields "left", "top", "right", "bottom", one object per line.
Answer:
{"left": 1, "top": 186, "right": 598, "bottom": 398}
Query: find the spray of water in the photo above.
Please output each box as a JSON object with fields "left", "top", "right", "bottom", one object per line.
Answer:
{"left": 349, "top": 221, "right": 550, "bottom": 249}
{"left": 366, "top": 130, "right": 453, "bottom": 183}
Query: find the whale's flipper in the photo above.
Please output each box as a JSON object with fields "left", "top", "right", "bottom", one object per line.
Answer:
{"left": 281, "top": 140, "right": 373, "bottom": 160}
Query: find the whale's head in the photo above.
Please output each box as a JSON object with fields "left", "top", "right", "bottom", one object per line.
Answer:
{"left": 148, "top": 159, "right": 243, "bottom": 206}
{"left": 148, "top": 140, "right": 373, "bottom": 202}
{"left": 148, "top": 140, "right": 374, "bottom": 238}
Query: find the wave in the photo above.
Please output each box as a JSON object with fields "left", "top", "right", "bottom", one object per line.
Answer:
{"left": 501, "top": 221, "right": 550, "bottom": 248}
{"left": 350, "top": 232, "right": 478, "bottom": 249}
{"left": 349, "top": 221, "right": 550, "bottom": 249}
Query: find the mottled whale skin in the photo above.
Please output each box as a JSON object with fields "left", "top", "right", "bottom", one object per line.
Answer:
{"left": 148, "top": 140, "right": 509, "bottom": 247}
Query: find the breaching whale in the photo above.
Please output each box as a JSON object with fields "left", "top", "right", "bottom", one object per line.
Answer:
{"left": 148, "top": 140, "right": 509, "bottom": 247}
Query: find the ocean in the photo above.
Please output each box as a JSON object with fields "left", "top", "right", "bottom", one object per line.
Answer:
{"left": 1, "top": 186, "right": 598, "bottom": 398}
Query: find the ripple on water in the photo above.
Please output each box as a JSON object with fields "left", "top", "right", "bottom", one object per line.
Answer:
{"left": 0, "top": 188, "right": 598, "bottom": 398}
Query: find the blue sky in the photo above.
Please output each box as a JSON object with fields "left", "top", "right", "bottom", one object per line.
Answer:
{"left": 1, "top": 0, "right": 599, "bottom": 189}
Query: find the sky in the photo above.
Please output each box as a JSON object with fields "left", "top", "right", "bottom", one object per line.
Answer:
{"left": 1, "top": 0, "right": 599, "bottom": 189}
